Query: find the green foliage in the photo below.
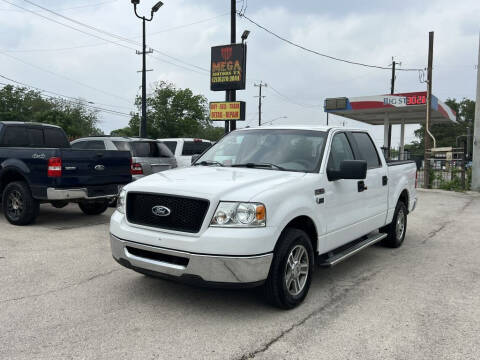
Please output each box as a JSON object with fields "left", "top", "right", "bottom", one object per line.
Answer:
{"left": 0, "top": 85, "right": 102, "bottom": 138}
{"left": 414, "top": 98, "right": 475, "bottom": 152}
{"left": 112, "top": 81, "right": 224, "bottom": 141}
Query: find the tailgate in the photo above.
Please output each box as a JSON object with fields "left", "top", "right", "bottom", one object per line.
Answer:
{"left": 57, "top": 149, "right": 132, "bottom": 187}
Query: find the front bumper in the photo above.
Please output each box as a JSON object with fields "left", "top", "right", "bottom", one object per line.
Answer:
{"left": 110, "top": 234, "right": 273, "bottom": 286}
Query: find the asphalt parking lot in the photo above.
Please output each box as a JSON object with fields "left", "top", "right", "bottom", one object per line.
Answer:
{"left": 1, "top": 189, "right": 479, "bottom": 360}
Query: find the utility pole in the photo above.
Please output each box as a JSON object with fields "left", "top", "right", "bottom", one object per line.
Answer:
{"left": 424, "top": 31, "right": 435, "bottom": 189}
{"left": 472, "top": 33, "right": 480, "bottom": 191}
{"left": 132, "top": 0, "right": 163, "bottom": 138}
{"left": 254, "top": 82, "right": 267, "bottom": 126}
{"left": 137, "top": 18, "right": 153, "bottom": 138}
{"left": 225, "top": 0, "right": 237, "bottom": 133}
{"left": 388, "top": 58, "right": 399, "bottom": 159}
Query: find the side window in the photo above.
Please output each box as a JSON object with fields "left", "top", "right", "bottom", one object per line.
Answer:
{"left": 162, "top": 141, "right": 177, "bottom": 154}
{"left": 182, "top": 141, "right": 211, "bottom": 156}
{"left": 351, "top": 132, "right": 381, "bottom": 168}
{"left": 84, "top": 140, "right": 106, "bottom": 150}
{"left": 327, "top": 133, "right": 354, "bottom": 171}
{"left": 2, "top": 126, "right": 28, "bottom": 147}
{"left": 71, "top": 141, "right": 86, "bottom": 149}
{"left": 113, "top": 141, "right": 131, "bottom": 152}
{"left": 27, "top": 127, "right": 45, "bottom": 147}
{"left": 157, "top": 142, "right": 174, "bottom": 158}
{"left": 44, "top": 128, "right": 69, "bottom": 148}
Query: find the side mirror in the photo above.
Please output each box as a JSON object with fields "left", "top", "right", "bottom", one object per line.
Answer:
{"left": 327, "top": 160, "right": 367, "bottom": 181}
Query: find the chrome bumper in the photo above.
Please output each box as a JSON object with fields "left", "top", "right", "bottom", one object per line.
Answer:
{"left": 47, "top": 187, "right": 118, "bottom": 200}
{"left": 110, "top": 234, "right": 273, "bottom": 284}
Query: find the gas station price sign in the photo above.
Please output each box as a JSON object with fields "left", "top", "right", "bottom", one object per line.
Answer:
{"left": 406, "top": 94, "right": 426, "bottom": 105}
{"left": 209, "top": 101, "right": 246, "bottom": 121}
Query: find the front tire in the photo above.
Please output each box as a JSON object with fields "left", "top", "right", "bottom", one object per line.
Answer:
{"left": 2, "top": 181, "right": 39, "bottom": 226}
{"left": 263, "top": 228, "right": 314, "bottom": 309}
{"left": 78, "top": 200, "right": 109, "bottom": 215}
{"left": 381, "top": 201, "right": 407, "bottom": 248}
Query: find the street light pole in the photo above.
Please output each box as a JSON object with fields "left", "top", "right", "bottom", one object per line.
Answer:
{"left": 132, "top": 0, "right": 163, "bottom": 138}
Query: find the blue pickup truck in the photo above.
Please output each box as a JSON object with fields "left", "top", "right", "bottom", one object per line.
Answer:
{"left": 0, "top": 121, "right": 132, "bottom": 225}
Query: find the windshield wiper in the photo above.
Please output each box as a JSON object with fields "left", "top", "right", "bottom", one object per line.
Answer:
{"left": 231, "top": 162, "right": 286, "bottom": 171}
{"left": 194, "top": 160, "right": 224, "bottom": 167}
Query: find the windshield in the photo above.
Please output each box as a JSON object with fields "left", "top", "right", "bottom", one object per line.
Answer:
{"left": 196, "top": 129, "right": 328, "bottom": 172}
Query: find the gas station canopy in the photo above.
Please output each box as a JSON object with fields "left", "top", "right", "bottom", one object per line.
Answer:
{"left": 324, "top": 91, "right": 457, "bottom": 160}
{"left": 324, "top": 91, "right": 456, "bottom": 125}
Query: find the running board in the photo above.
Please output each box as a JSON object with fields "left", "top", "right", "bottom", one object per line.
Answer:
{"left": 319, "top": 233, "right": 387, "bottom": 267}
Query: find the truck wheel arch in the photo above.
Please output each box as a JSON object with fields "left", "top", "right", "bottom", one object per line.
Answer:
{"left": 398, "top": 189, "right": 409, "bottom": 212}
{"left": 0, "top": 168, "right": 29, "bottom": 196}
{"left": 278, "top": 216, "right": 318, "bottom": 254}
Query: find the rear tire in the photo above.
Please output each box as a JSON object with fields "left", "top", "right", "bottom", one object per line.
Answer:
{"left": 381, "top": 201, "right": 407, "bottom": 248}
{"left": 78, "top": 200, "right": 109, "bottom": 215}
{"left": 2, "top": 181, "right": 39, "bottom": 226}
{"left": 263, "top": 228, "right": 314, "bottom": 309}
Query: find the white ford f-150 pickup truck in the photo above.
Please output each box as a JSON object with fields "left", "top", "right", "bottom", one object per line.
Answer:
{"left": 110, "top": 126, "right": 417, "bottom": 309}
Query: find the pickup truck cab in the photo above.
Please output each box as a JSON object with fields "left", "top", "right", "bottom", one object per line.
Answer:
{"left": 111, "top": 126, "right": 417, "bottom": 308}
{"left": 0, "top": 122, "right": 132, "bottom": 225}
{"left": 158, "top": 138, "right": 212, "bottom": 168}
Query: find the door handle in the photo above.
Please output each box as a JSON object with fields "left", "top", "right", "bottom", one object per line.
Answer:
{"left": 382, "top": 176, "right": 388, "bottom": 186}
{"left": 358, "top": 181, "right": 367, "bottom": 192}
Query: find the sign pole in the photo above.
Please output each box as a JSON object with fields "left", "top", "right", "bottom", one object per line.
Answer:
{"left": 228, "top": 0, "right": 237, "bottom": 132}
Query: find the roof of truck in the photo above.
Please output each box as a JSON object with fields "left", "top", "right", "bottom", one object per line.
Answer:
{"left": 237, "top": 125, "right": 365, "bottom": 132}
{"left": 0, "top": 121, "right": 61, "bottom": 128}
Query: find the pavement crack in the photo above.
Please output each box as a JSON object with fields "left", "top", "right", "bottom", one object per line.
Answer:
{"left": 235, "top": 269, "right": 382, "bottom": 360}
{"left": 422, "top": 197, "right": 474, "bottom": 244}
{"left": 0, "top": 268, "right": 120, "bottom": 304}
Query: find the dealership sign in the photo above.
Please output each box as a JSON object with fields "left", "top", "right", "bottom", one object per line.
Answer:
{"left": 210, "top": 44, "right": 246, "bottom": 91}
{"left": 209, "top": 101, "right": 246, "bottom": 121}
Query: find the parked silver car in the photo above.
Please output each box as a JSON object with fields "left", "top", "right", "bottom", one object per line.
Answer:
{"left": 71, "top": 137, "right": 177, "bottom": 180}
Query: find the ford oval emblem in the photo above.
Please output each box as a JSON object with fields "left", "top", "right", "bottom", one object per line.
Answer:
{"left": 152, "top": 205, "right": 171, "bottom": 217}
{"left": 94, "top": 164, "right": 105, "bottom": 171}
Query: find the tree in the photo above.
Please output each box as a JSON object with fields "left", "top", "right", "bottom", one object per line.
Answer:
{"left": 111, "top": 81, "right": 225, "bottom": 141}
{"left": 414, "top": 98, "right": 475, "bottom": 155}
{"left": 0, "top": 85, "right": 102, "bottom": 138}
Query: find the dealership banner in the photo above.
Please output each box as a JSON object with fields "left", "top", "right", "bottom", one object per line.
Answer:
{"left": 209, "top": 101, "right": 246, "bottom": 121}
{"left": 210, "top": 44, "right": 246, "bottom": 91}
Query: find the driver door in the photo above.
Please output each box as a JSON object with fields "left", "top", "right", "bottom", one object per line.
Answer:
{"left": 323, "top": 132, "right": 364, "bottom": 250}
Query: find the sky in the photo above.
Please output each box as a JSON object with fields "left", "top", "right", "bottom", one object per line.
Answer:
{"left": 0, "top": 0, "right": 479, "bottom": 147}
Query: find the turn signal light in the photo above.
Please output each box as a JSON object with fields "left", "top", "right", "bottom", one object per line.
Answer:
{"left": 131, "top": 162, "right": 143, "bottom": 175}
{"left": 47, "top": 157, "right": 62, "bottom": 177}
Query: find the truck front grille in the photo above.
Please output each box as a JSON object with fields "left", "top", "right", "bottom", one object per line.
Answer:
{"left": 126, "top": 192, "right": 210, "bottom": 233}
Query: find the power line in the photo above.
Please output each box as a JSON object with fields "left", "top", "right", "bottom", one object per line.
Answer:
{"left": 0, "top": 50, "right": 133, "bottom": 103}
{"left": 0, "top": 0, "right": 118, "bottom": 12}
{"left": 0, "top": 75, "right": 132, "bottom": 117}
{"left": 20, "top": 0, "right": 209, "bottom": 73}
{"left": 237, "top": 12, "right": 423, "bottom": 72}
{"left": 148, "top": 12, "right": 229, "bottom": 36}
{"left": 268, "top": 85, "right": 323, "bottom": 108}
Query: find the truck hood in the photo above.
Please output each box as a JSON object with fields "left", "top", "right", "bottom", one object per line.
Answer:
{"left": 124, "top": 166, "right": 306, "bottom": 202}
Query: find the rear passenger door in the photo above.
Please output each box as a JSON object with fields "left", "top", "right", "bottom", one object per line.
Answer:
{"left": 348, "top": 132, "right": 388, "bottom": 231}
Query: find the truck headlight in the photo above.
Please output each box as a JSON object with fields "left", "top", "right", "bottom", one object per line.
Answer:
{"left": 117, "top": 189, "right": 126, "bottom": 214}
{"left": 210, "top": 202, "right": 266, "bottom": 227}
